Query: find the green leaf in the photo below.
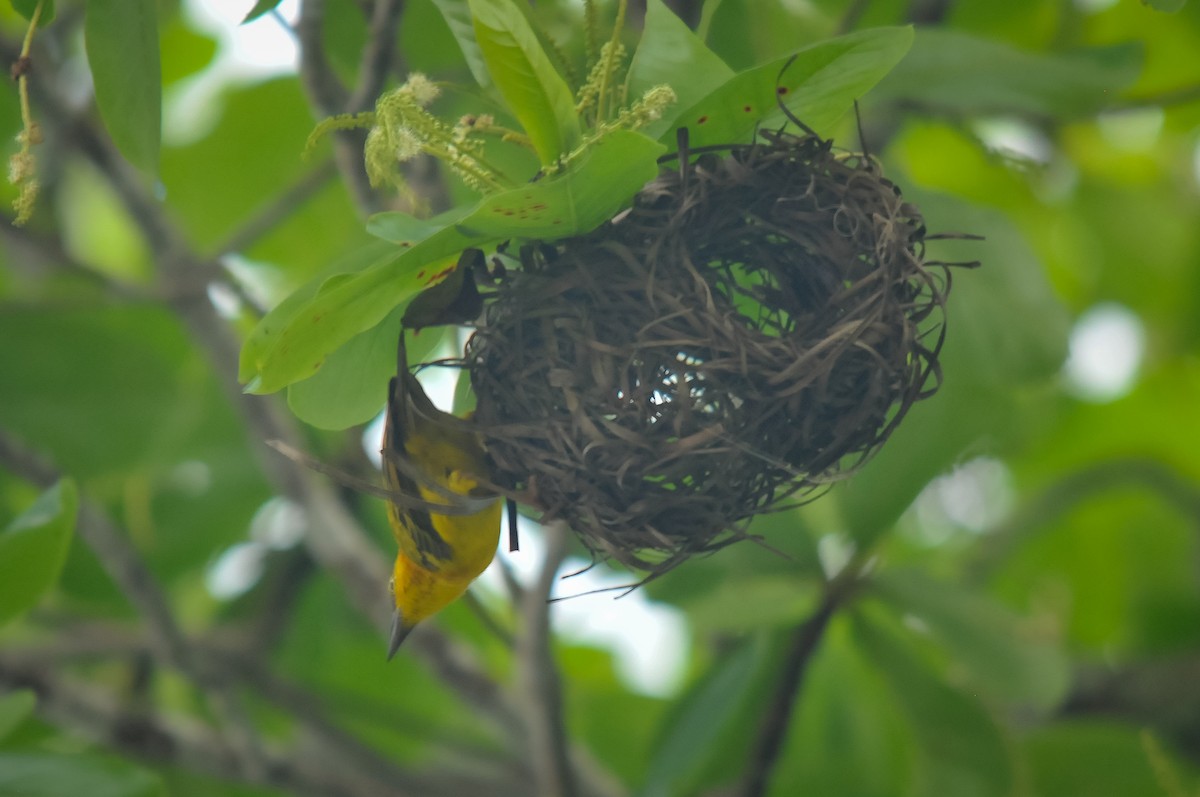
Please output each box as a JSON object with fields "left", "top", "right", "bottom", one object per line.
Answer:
{"left": 85, "top": 0, "right": 161, "bottom": 174}
{"left": 0, "top": 691, "right": 36, "bottom": 743}
{"left": 159, "top": 14, "right": 218, "bottom": 87}
{"left": 237, "top": 240, "right": 397, "bottom": 384}
{"left": 834, "top": 191, "right": 1069, "bottom": 544}
{"left": 872, "top": 30, "right": 1143, "bottom": 118}
{"left": 853, "top": 611, "right": 1014, "bottom": 797}
{"left": 468, "top": 0, "right": 581, "bottom": 164}
{"left": 871, "top": 569, "right": 1070, "bottom": 710}
{"left": 765, "top": 619, "right": 912, "bottom": 797}
{"left": 626, "top": 0, "right": 735, "bottom": 121}
{"left": 241, "top": 0, "right": 283, "bottom": 23}
{"left": 286, "top": 306, "right": 452, "bottom": 430}
{"left": 639, "top": 636, "right": 771, "bottom": 797}
{"left": 680, "top": 576, "right": 819, "bottom": 633}
{"left": 10, "top": 0, "right": 54, "bottom": 25}
{"left": 244, "top": 130, "right": 664, "bottom": 393}
{"left": 1024, "top": 722, "right": 1174, "bottom": 797}
{"left": 656, "top": 26, "right": 913, "bottom": 148}
{"left": 1141, "top": 0, "right": 1186, "bottom": 10}
{"left": 365, "top": 206, "right": 473, "bottom": 245}
{"left": 429, "top": 0, "right": 492, "bottom": 90}
{"left": 0, "top": 480, "right": 77, "bottom": 626}
{"left": 0, "top": 752, "right": 164, "bottom": 797}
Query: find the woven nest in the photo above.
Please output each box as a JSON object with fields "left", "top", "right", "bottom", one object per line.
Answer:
{"left": 465, "top": 131, "right": 968, "bottom": 573}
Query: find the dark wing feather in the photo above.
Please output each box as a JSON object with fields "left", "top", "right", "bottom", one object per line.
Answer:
{"left": 383, "top": 351, "right": 454, "bottom": 569}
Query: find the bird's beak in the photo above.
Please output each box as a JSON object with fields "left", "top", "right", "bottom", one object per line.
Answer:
{"left": 387, "top": 610, "right": 415, "bottom": 661}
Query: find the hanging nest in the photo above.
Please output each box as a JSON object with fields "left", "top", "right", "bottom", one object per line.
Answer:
{"left": 465, "top": 130, "right": 973, "bottom": 573}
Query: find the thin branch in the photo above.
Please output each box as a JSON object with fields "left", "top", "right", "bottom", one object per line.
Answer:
{"left": 740, "top": 567, "right": 863, "bottom": 797}
{"left": 0, "top": 655, "right": 528, "bottom": 797}
{"left": 296, "top": 0, "right": 350, "bottom": 115}
{"left": 516, "top": 522, "right": 578, "bottom": 797}
{"left": 2, "top": 628, "right": 530, "bottom": 795}
{"left": 296, "top": 0, "right": 380, "bottom": 216}
{"left": 346, "top": 0, "right": 406, "bottom": 115}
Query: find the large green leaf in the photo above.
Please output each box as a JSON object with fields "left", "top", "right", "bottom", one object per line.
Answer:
{"left": 429, "top": 0, "right": 492, "bottom": 90}
{"left": 870, "top": 569, "right": 1070, "bottom": 710}
{"left": 85, "top": 0, "right": 161, "bottom": 174}
{"left": 468, "top": 0, "right": 581, "bottom": 164}
{"left": 243, "top": 130, "right": 664, "bottom": 393}
{"left": 626, "top": 0, "right": 735, "bottom": 120}
{"left": 853, "top": 611, "right": 1014, "bottom": 797}
{"left": 287, "top": 307, "right": 452, "bottom": 430}
{"left": 0, "top": 480, "right": 77, "bottom": 626}
{"left": 0, "top": 752, "right": 164, "bottom": 797}
{"left": 0, "top": 691, "right": 36, "bottom": 743}
{"left": 237, "top": 239, "right": 398, "bottom": 384}
{"left": 639, "top": 636, "right": 772, "bottom": 797}
{"left": 653, "top": 27, "right": 913, "bottom": 148}
{"left": 285, "top": 304, "right": 403, "bottom": 431}
{"left": 835, "top": 190, "right": 1069, "bottom": 544}
{"left": 1023, "top": 723, "right": 1176, "bottom": 797}
{"left": 871, "top": 30, "right": 1143, "bottom": 118}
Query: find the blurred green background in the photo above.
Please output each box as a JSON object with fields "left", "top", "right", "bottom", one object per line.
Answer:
{"left": 1, "top": 1, "right": 1199, "bottom": 795}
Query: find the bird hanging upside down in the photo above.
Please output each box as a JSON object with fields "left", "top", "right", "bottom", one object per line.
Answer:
{"left": 381, "top": 330, "right": 501, "bottom": 658}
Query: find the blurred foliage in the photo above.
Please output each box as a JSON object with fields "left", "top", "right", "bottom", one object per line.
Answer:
{"left": 1, "top": 0, "right": 1199, "bottom": 796}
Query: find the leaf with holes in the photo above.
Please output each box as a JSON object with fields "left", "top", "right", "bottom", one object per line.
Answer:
{"left": 656, "top": 26, "right": 913, "bottom": 149}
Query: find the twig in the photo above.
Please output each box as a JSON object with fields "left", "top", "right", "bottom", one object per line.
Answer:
{"left": 739, "top": 567, "right": 863, "bottom": 797}
{"left": 2, "top": 628, "right": 530, "bottom": 795}
{"left": 0, "top": 655, "right": 529, "bottom": 797}
{"left": 346, "top": 0, "right": 406, "bottom": 114}
{"left": 462, "top": 590, "right": 516, "bottom": 648}
{"left": 516, "top": 522, "right": 578, "bottom": 797}
{"left": 296, "top": 0, "right": 380, "bottom": 216}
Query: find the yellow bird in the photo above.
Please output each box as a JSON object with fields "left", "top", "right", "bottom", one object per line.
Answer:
{"left": 382, "top": 331, "right": 502, "bottom": 658}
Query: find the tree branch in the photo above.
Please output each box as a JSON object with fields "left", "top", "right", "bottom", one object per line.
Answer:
{"left": 1, "top": 626, "right": 531, "bottom": 795}
{"left": 0, "top": 430, "right": 275, "bottom": 780}
{"left": 346, "top": 0, "right": 406, "bottom": 115}
{"left": 0, "top": 655, "right": 527, "bottom": 797}
{"left": 297, "top": 0, "right": 383, "bottom": 216}
{"left": 516, "top": 522, "right": 579, "bottom": 797}
{"left": 739, "top": 567, "right": 862, "bottom": 797}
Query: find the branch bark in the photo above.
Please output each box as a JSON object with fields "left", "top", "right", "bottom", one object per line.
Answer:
{"left": 517, "top": 522, "right": 579, "bottom": 797}
{"left": 739, "top": 567, "right": 862, "bottom": 797}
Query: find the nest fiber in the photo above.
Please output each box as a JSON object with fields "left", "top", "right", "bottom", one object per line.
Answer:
{"left": 467, "top": 132, "right": 961, "bottom": 572}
